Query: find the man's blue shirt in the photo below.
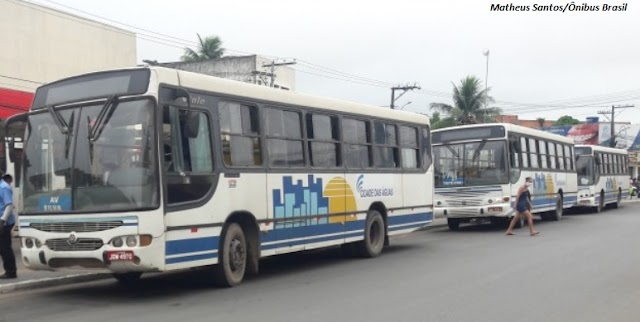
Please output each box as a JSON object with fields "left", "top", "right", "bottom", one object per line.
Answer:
{"left": 0, "top": 180, "right": 15, "bottom": 226}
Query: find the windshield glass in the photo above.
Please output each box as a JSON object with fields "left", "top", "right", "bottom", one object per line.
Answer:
{"left": 434, "top": 140, "right": 508, "bottom": 188}
{"left": 23, "top": 99, "right": 158, "bottom": 213}
{"left": 576, "top": 155, "right": 595, "bottom": 186}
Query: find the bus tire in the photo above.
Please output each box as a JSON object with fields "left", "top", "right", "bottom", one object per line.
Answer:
{"left": 551, "top": 196, "right": 563, "bottom": 221}
{"left": 613, "top": 189, "right": 622, "bottom": 209}
{"left": 447, "top": 218, "right": 460, "bottom": 230}
{"left": 113, "top": 272, "right": 142, "bottom": 285}
{"left": 356, "top": 210, "right": 385, "bottom": 258}
{"left": 594, "top": 192, "right": 604, "bottom": 213}
{"left": 214, "top": 223, "right": 247, "bottom": 287}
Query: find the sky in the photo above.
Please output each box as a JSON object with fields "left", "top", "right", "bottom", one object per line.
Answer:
{"left": 28, "top": 0, "right": 640, "bottom": 123}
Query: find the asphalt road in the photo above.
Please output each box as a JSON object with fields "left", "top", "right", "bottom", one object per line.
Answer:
{"left": 1, "top": 204, "right": 639, "bottom": 322}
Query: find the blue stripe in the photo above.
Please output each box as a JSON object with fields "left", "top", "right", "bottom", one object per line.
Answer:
{"left": 166, "top": 252, "right": 217, "bottom": 264}
{"left": 389, "top": 222, "right": 430, "bottom": 231}
{"left": 165, "top": 236, "right": 219, "bottom": 256}
{"left": 262, "top": 231, "right": 364, "bottom": 251}
{"left": 388, "top": 212, "right": 433, "bottom": 226}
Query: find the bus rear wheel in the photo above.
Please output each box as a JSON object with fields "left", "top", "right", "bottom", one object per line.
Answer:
{"left": 214, "top": 223, "right": 247, "bottom": 287}
{"left": 356, "top": 210, "right": 385, "bottom": 258}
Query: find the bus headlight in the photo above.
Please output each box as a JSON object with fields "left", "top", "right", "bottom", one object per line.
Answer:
{"left": 35, "top": 239, "right": 42, "bottom": 248}
{"left": 126, "top": 236, "right": 137, "bottom": 247}
{"left": 112, "top": 237, "right": 124, "bottom": 248}
{"left": 25, "top": 238, "right": 34, "bottom": 249}
{"left": 110, "top": 235, "right": 152, "bottom": 248}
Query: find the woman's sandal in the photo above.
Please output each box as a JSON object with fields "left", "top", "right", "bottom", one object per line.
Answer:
{"left": 506, "top": 232, "right": 515, "bottom": 236}
{"left": 530, "top": 231, "right": 540, "bottom": 236}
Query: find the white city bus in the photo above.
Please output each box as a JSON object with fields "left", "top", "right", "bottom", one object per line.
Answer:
{"left": 12, "top": 67, "right": 434, "bottom": 286}
{"left": 574, "top": 144, "right": 629, "bottom": 212}
{"left": 432, "top": 123, "right": 578, "bottom": 230}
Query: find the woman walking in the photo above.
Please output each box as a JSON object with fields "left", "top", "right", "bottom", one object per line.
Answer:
{"left": 506, "top": 176, "right": 539, "bottom": 236}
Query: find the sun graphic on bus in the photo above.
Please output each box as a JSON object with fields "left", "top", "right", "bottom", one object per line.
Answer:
{"left": 323, "top": 177, "right": 357, "bottom": 223}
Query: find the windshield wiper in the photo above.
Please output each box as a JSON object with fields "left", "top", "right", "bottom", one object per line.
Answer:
{"left": 471, "top": 139, "right": 488, "bottom": 162}
{"left": 89, "top": 95, "right": 119, "bottom": 142}
{"left": 46, "top": 105, "right": 69, "bottom": 135}
{"left": 444, "top": 144, "right": 459, "bottom": 158}
{"left": 64, "top": 111, "right": 75, "bottom": 158}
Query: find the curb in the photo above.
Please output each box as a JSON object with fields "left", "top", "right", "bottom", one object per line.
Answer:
{"left": 0, "top": 273, "right": 111, "bottom": 294}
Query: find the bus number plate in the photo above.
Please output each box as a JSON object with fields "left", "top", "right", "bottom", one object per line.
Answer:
{"left": 107, "top": 251, "right": 134, "bottom": 261}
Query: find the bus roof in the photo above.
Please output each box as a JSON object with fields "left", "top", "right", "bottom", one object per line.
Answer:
{"left": 432, "top": 123, "right": 575, "bottom": 144}
{"left": 575, "top": 144, "right": 629, "bottom": 155}
{"left": 151, "top": 67, "right": 429, "bottom": 125}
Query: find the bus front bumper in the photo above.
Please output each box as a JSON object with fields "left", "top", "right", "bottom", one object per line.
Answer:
{"left": 434, "top": 203, "right": 513, "bottom": 219}
{"left": 19, "top": 237, "right": 163, "bottom": 273}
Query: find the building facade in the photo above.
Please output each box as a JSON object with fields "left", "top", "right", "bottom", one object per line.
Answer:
{"left": 158, "top": 55, "right": 296, "bottom": 91}
{"left": 0, "top": 0, "right": 137, "bottom": 117}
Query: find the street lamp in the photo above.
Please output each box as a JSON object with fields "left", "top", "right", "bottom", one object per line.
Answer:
{"left": 482, "top": 49, "right": 490, "bottom": 111}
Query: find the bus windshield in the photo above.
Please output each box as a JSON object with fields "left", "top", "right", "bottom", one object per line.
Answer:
{"left": 434, "top": 140, "right": 508, "bottom": 188}
{"left": 576, "top": 155, "right": 595, "bottom": 186}
{"left": 22, "top": 98, "right": 158, "bottom": 214}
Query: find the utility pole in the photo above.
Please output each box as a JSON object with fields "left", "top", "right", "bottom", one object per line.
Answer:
{"left": 262, "top": 59, "right": 296, "bottom": 87}
{"left": 598, "top": 104, "right": 635, "bottom": 147}
{"left": 390, "top": 83, "right": 420, "bottom": 109}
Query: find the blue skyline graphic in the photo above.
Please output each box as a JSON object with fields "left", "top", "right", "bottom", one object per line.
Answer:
{"left": 272, "top": 175, "right": 329, "bottom": 229}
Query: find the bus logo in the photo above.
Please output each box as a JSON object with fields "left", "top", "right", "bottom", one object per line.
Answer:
{"left": 67, "top": 232, "right": 78, "bottom": 245}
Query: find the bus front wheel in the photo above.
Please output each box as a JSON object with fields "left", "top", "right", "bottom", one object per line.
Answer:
{"left": 214, "top": 223, "right": 247, "bottom": 287}
{"left": 447, "top": 218, "right": 461, "bottom": 230}
{"left": 613, "top": 189, "right": 622, "bottom": 209}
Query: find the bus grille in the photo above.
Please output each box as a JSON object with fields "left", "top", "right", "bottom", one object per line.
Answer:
{"left": 446, "top": 199, "right": 483, "bottom": 207}
{"left": 448, "top": 209, "right": 481, "bottom": 216}
{"left": 45, "top": 238, "right": 104, "bottom": 252}
{"left": 30, "top": 221, "right": 123, "bottom": 233}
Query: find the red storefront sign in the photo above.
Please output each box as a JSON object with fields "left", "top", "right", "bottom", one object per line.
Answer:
{"left": 0, "top": 87, "right": 33, "bottom": 119}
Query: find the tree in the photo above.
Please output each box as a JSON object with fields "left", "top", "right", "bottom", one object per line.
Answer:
{"left": 554, "top": 115, "right": 582, "bottom": 126}
{"left": 429, "top": 76, "right": 501, "bottom": 127}
{"left": 181, "top": 34, "right": 225, "bottom": 62}
{"left": 428, "top": 111, "right": 457, "bottom": 129}
{"left": 536, "top": 117, "right": 546, "bottom": 128}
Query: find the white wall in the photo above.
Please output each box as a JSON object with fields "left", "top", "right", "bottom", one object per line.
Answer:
{"left": 0, "top": 0, "right": 137, "bottom": 92}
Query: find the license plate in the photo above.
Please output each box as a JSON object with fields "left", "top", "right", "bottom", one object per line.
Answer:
{"left": 580, "top": 200, "right": 591, "bottom": 204}
{"left": 107, "top": 251, "right": 134, "bottom": 261}
{"left": 488, "top": 207, "right": 503, "bottom": 212}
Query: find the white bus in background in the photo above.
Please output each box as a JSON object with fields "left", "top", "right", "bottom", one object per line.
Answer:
{"left": 432, "top": 123, "right": 578, "bottom": 230}
{"left": 12, "top": 66, "right": 434, "bottom": 287}
{"left": 574, "top": 145, "right": 629, "bottom": 212}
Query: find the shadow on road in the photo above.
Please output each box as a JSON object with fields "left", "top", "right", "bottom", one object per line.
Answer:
{"left": 41, "top": 242, "right": 424, "bottom": 300}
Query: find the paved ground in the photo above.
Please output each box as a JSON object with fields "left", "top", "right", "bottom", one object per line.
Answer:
{"left": 0, "top": 202, "right": 638, "bottom": 322}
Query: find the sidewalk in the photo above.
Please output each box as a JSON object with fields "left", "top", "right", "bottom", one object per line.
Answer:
{"left": 0, "top": 239, "right": 110, "bottom": 293}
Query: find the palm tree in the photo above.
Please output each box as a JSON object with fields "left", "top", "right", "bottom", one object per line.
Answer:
{"left": 430, "top": 76, "right": 501, "bottom": 126}
{"left": 181, "top": 34, "right": 225, "bottom": 62}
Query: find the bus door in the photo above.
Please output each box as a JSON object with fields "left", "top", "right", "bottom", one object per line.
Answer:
{"left": 3, "top": 113, "right": 27, "bottom": 214}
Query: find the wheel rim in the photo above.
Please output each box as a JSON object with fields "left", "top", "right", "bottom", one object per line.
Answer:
{"left": 229, "top": 238, "right": 245, "bottom": 273}
{"left": 369, "top": 220, "right": 383, "bottom": 249}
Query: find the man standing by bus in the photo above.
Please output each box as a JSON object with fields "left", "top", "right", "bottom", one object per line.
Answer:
{"left": 0, "top": 174, "right": 16, "bottom": 279}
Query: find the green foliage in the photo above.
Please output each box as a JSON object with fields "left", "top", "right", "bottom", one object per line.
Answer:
{"left": 554, "top": 115, "right": 582, "bottom": 126}
{"left": 181, "top": 34, "right": 225, "bottom": 62}
{"left": 429, "top": 75, "right": 501, "bottom": 128}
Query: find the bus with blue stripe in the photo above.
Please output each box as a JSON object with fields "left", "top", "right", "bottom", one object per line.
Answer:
{"left": 432, "top": 123, "right": 577, "bottom": 230}
{"left": 574, "top": 145, "right": 629, "bottom": 212}
{"left": 12, "top": 66, "right": 433, "bottom": 286}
